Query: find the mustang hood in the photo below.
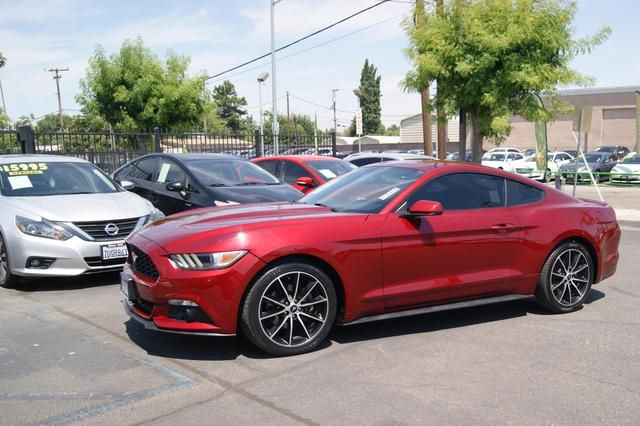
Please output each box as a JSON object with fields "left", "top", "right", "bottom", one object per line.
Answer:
{"left": 134, "top": 202, "right": 361, "bottom": 251}
{"left": 4, "top": 191, "right": 153, "bottom": 222}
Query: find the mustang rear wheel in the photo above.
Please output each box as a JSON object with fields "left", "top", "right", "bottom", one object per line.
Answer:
{"left": 536, "top": 241, "right": 593, "bottom": 313}
{"left": 241, "top": 262, "right": 337, "bottom": 356}
{"left": 0, "top": 235, "right": 20, "bottom": 289}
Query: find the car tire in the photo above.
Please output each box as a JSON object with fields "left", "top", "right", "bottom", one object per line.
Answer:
{"left": 535, "top": 241, "right": 593, "bottom": 313}
{"left": 240, "top": 262, "right": 337, "bottom": 356}
{"left": 543, "top": 169, "right": 552, "bottom": 183}
{"left": 0, "top": 234, "right": 20, "bottom": 289}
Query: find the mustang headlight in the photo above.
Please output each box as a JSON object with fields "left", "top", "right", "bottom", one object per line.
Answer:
{"left": 15, "top": 216, "right": 73, "bottom": 241}
{"left": 169, "top": 250, "right": 247, "bottom": 270}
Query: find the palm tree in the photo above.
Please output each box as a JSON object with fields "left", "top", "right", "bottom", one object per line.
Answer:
{"left": 0, "top": 52, "right": 6, "bottom": 68}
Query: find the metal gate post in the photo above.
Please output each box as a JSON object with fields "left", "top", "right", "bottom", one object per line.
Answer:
{"left": 331, "top": 131, "right": 337, "bottom": 157}
{"left": 255, "top": 129, "right": 263, "bottom": 157}
{"left": 17, "top": 125, "right": 35, "bottom": 154}
{"left": 154, "top": 127, "right": 161, "bottom": 153}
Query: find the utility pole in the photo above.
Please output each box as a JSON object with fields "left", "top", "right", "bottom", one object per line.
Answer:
{"left": 331, "top": 89, "right": 339, "bottom": 134}
{"left": 286, "top": 90, "right": 291, "bottom": 146}
{"left": 415, "top": 1, "right": 432, "bottom": 156}
{"left": 270, "top": 0, "right": 281, "bottom": 154}
{"left": 436, "top": 0, "right": 447, "bottom": 160}
{"left": 202, "top": 79, "right": 208, "bottom": 142}
{"left": 47, "top": 67, "right": 69, "bottom": 131}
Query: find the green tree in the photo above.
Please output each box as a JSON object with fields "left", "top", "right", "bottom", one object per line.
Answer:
{"left": 36, "top": 113, "right": 71, "bottom": 132}
{"left": 77, "top": 38, "right": 205, "bottom": 130}
{"left": 211, "top": 80, "right": 248, "bottom": 133}
{"left": 0, "top": 108, "right": 9, "bottom": 129}
{"left": 404, "top": 0, "right": 610, "bottom": 163}
{"left": 354, "top": 59, "right": 382, "bottom": 135}
{"left": 14, "top": 114, "right": 35, "bottom": 127}
{"left": 385, "top": 124, "right": 400, "bottom": 136}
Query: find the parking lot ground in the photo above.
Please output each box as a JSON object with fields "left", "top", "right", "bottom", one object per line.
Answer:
{"left": 1, "top": 224, "right": 639, "bottom": 425}
{"left": 556, "top": 182, "right": 640, "bottom": 220}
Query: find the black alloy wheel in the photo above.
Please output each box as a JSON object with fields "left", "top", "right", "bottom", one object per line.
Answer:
{"left": 536, "top": 241, "right": 593, "bottom": 313}
{"left": 241, "top": 262, "right": 337, "bottom": 356}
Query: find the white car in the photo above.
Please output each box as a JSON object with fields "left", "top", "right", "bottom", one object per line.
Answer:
{"left": 510, "top": 151, "right": 575, "bottom": 181}
{"left": 344, "top": 152, "right": 437, "bottom": 167}
{"left": 483, "top": 147, "right": 521, "bottom": 159}
{"left": 481, "top": 152, "right": 525, "bottom": 171}
{"left": 610, "top": 154, "right": 640, "bottom": 183}
{"left": 0, "top": 155, "right": 163, "bottom": 288}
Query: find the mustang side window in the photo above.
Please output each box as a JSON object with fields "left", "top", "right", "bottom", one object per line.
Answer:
{"left": 404, "top": 172, "right": 506, "bottom": 211}
{"left": 506, "top": 180, "right": 544, "bottom": 206}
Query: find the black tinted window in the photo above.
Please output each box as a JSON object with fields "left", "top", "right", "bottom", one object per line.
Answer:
{"left": 256, "top": 160, "right": 280, "bottom": 176}
{"left": 507, "top": 180, "right": 544, "bottom": 206}
{"left": 282, "top": 161, "right": 311, "bottom": 184}
{"left": 156, "top": 159, "right": 186, "bottom": 185}
{"left": 406, "top": 173, "right": 505, "bottom": 211}
{"left": 127, "top": 157, "right": 157, "bottom": 181}
{"left": 350, "top": 157, "right": 382, "bottom": 167}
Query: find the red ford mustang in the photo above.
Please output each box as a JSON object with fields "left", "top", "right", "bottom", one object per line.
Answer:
{"left": 121, "top": 161, "right": 620, "bottom": 356}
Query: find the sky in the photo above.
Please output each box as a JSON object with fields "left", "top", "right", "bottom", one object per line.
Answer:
{"left": 0, "top": 0, "right": 638, "bottom": 131}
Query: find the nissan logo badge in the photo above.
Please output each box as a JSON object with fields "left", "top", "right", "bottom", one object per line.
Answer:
{"left": 104, "top": 223, "right": 120, "bottom": 236}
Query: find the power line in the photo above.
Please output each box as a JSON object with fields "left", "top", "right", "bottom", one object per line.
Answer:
{"left": 207, "top": 10, "right": 409, "bottom": 85}
{"left": 205, "top": 0, "right": 394, "bottom": 81}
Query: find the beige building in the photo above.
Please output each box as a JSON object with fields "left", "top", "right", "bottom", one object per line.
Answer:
{"left": 507, "top": 86, "right": 639, "bottom": 152}
{"left": 400, "top": 86, "right": 640, "bottom": 152}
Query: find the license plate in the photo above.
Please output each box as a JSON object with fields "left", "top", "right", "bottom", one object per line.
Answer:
{"left": 102, "top": 243, "right": 128, "bottom": 260}
{"left": 120, "top": 273, "right": 135, "bottom": 301}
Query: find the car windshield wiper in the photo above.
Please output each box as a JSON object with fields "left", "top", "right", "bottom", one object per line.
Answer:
{"left": 234, "top": 181, "right": 279, "bottom": 186}
{"left": 312, "top": 202, "right": 339, "bottom": 212}
{"left": 207, "top": 183, "right": 230, "bottom": 187}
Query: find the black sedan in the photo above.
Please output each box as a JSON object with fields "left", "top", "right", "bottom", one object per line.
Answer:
{"left": 112, "top": 153, "right": 303, "bottom": 215}
{"left": 558, "top": 152, "right": 618, "bottom": 182}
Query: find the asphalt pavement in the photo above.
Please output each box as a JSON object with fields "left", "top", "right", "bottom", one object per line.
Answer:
{"left": 1, "top": 224, "right": 639, "bottom": 425}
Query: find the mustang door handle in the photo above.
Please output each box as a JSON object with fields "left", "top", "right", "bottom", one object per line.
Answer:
{"left": 491, "top": 223, "right": 516, "bottom": 233}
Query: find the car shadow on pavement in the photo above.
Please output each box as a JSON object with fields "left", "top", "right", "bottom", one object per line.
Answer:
{"left": 124, "top": 320, "right": 271, "bottom": 361}
{"left": 13, "top": 272, "right": 120, "bottom": 292}
{"left": 332, "top": 290, "right": 606, "bottom": 345}
{"left": 123, "top": 290, "right": 605, "bottom": 360}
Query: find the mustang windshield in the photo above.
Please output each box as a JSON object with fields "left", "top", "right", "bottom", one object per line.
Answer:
{"left": 301, "top": 166, "right": 424, "bottom": 213}
{"left": 0, "top": 161, "right": 119, "bottom": 197}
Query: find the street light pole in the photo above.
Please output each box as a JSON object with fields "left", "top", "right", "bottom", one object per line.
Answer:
{"left": 257, "top": 72, "right": 269, "bottom": 155}
{"left": 271, "top": 0, "right": 281, "bottom": 155}
{"left": 331, "top": 89, "right": 339, "bottom": 134}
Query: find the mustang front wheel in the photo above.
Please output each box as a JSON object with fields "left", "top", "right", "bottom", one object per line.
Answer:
{"left": 241, "top": 262, "right": 337, "bottom": 356}
{"left": 536, "top": 241, "right": 593, "bottom": 313}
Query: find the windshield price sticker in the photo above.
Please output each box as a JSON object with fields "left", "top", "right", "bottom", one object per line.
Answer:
{"left": 0, "top": 163, "right": 48, "bottom": 176}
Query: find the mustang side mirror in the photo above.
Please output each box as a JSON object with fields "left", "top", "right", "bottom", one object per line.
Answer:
{"left": 296, "top": 176, "right": 314, "bottom": 187}
{"left": 402, "top": 200, "right": 444, "bottom": 217}
{"left": 119, "top": 180, "right": 135, "bottom": 191}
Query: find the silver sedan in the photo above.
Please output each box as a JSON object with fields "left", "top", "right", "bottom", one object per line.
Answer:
{"left": 0, "top": 154, "right": 163, "bottom": 288}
